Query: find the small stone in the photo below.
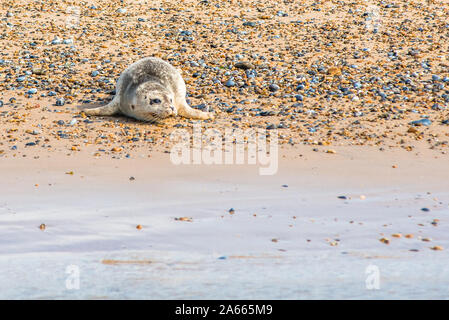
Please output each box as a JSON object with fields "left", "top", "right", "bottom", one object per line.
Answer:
{"left": 39, "top": 224, "right": 46, "bottom": 231}
{"left": 409, "top": 119, "right": 432, "bottom": 126}
{"left": 407, "top": 127, "right": 418, "bottom": 134}
{"left": 51, "top": 37, "right": 62, "bottom": 45}
{"left": 56, "top": 98, "right": 65, "bottom": 106}
{"left": 229, "top": 208, "right": 235, "bottom": 215}
{"left": 327, "top": 67, "right": 342, "bottom": 76}
{"left": 243, "top": 21, "right": 257, "bottom": 27}
{"left": 432, "top": 75, "right": 441, "bottom": 81}
{"left": 225, "top": 79, "right": 235, "bottom": 87}
{"left": 32, "top": 68, "right": 46, "bottom": 75}
{"left": 175, "top": 217, "right": 193, "bottom": 222}
{"left": 234, "top": 61, "right": 254, "bottom": 70}
{"left": 269, "top": 84, "right": 280, "bottom": 92}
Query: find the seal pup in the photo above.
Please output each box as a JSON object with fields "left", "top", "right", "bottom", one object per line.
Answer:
{"left": 82, "top": 57, "right": 214, "bottom": 122}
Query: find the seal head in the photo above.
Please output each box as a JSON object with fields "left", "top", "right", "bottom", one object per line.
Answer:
{"left": 125, "top": 81, "right": 176, "bottom": 122}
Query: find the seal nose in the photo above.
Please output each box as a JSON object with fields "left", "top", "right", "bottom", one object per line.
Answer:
{"left": 170, "top": 105, "right": 177, "bottom": 115}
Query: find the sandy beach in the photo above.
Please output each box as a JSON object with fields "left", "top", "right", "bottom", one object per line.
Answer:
{"left": 1, "top": 146, "right": 449, "bottom": 299}
{"left": 0, "top": 0, "right": 449, "bottom": 299}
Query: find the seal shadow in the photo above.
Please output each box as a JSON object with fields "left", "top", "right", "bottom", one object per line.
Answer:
{"left": 77, "top": 101, "right": 162, "bottom": 125}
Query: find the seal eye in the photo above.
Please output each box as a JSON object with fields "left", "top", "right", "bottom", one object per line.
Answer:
{"left": 131, "top": 105, "right": 135, "bottom": 110}
{"left": 151, "top": 99, "right": 161, "bottom": 104}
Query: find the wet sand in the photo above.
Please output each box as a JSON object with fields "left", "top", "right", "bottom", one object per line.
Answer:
{"left": 1, "top": 146, "right": 448, "bottom": 299}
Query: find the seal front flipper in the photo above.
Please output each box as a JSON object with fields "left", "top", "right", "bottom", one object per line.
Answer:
{"left": 177, "top": 101, "right": 214, "bottom": 120}
{"left": 82, "top": 97, "right": 120, "bottom": 116}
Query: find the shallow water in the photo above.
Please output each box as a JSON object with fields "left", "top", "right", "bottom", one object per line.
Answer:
{"left": 1, "top": 175, "right": 448, "bottom": 299}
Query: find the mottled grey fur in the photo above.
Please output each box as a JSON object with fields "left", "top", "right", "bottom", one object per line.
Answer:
{"left": 82, "top": 57, "right": 213, "bottom": 122}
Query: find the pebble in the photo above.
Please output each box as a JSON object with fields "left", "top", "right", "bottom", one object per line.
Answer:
{"left": 56, "top": 98, "right": 65, "bottom": 106}
{"left": 0, "top": 0, "right": 447, "bottom": 158}
{"left": 51, "top": 37, "right": 62, "bottom": 45}
{"left": 269, "top": 84, "right": 280, "bottom": 92}
{"left": 409, "top": 119, "right": 432, "bottom": 126}
{"left": 234, "top": 61, "right": 254, "bottom": 70}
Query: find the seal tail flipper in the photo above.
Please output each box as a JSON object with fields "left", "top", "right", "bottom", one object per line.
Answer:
{"left": 80, "top": 98, "right": 120, "bottom": 116}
